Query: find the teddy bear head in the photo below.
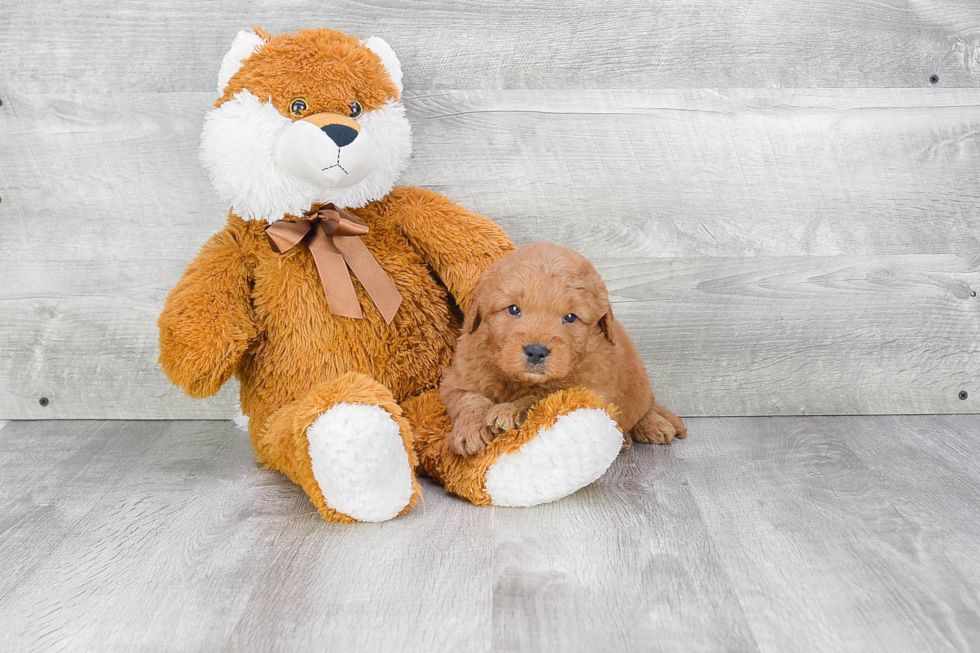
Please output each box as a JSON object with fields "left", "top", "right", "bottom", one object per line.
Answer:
{"left": 200, "top": 27, "right": 412, "bottom": 221}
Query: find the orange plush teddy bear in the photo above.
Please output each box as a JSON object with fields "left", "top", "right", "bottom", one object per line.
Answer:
{"left": 158, "top": 26, "right": 623, "bottom": 523}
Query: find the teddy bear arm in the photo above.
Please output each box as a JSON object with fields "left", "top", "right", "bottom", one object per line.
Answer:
{"left": 403, "top": 387, "right": 624, "bottom": 507}
{"left": 389, "top": 186, "right": 514, "bottom": 313}
{"left": 157, "top": 228, "right": 256, "bottom": 398}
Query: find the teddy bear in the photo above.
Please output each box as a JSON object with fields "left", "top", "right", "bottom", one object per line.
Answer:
{"left": 157, "top": 26, "right": 624, "bottom": 523}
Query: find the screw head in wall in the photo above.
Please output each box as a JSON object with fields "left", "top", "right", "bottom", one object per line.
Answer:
{"left": 959, "top": 391, "right": 968, "bottom": 400}
{"left": 930, "top": 75, "right": 940, "bottom": 84}
{"left": 39, "top": 397, "right": 49, "bottom": 406}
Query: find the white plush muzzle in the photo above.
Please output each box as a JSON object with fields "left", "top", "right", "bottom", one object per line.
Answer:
{"left": 275, "top": 119, "right": 375, "bottom": 188}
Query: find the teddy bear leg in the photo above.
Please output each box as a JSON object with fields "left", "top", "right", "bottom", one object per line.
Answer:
{"left": 255, "top": 372, "right": 421, "bottom": 523}
{"left": 403, "top": 387, "right": 622, "bottom": 507}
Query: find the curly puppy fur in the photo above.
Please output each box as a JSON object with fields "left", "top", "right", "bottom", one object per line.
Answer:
{"left": 441, "top": 242, "right": 686, "bottom": 456}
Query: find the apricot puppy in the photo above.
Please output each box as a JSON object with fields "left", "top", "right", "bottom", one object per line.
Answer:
{"left": 441, "top": 242, "right": 687, "bottom": 456}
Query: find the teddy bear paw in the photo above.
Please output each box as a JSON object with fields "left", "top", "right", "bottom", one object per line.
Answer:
{"left": 483, "top": 408, "right": 622, "bottom": 507}
{"left": 306, "top": 403, "right": 414, "bottom": 522}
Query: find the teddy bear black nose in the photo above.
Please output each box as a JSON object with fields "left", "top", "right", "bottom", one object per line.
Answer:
{"left": 524, "top": 344, "right": 550, "bottom": 365}
{"left": 321, "top": 123, "right": 358, "bottom": 147}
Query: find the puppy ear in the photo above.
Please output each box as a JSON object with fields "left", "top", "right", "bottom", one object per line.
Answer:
{"left": 464, "top": 306, "right": 482, "bottom": 334}
{"left": 598, "top": 309, "right": 616, "bottom": 345}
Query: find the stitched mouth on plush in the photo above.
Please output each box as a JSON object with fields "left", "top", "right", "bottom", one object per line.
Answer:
{"left": 275, "top": 116, "right": 373, "bottom": 188}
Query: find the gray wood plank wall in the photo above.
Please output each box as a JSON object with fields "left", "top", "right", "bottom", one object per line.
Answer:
{"left": 1, "top": 2, "right": 978, "bottom": 419}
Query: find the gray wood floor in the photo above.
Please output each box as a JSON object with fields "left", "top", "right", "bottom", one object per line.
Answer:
{"left": 2, "top": 416, "right": 980, "bottom": 652}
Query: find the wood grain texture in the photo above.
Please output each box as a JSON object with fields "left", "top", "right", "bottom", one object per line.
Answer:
{"left": 681, "top": 415, "right": 980, "bottom": 652}
{"left": 603, "top": 254, "right": 980, "bottom": 416}
{"left": 4, "top": 88, "right": 980, "bottom": 260}
{"left": 2, "top": 254, "right": 976, "bottom": 419}
{"left": 1, "top": 0, "right": 978, "bottom": 93}
{"left": 0, "top": 420, "right": 492, "bottom": 652}
{"left": 843, "top": 413, "right": 980, "bottom": 644}
{"left": 407, "top": 89, "right": 980, "bottom": 259}
{"left": 2, "top": 88, "right": 978, "bottom": 418}
{"left": 492, "top": 446, "right": 760, "bottom": 653}
{"left": 4, "top": 416, "right": 980, "bottom": 651}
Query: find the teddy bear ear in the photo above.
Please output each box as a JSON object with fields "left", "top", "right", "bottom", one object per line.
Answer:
{"left": 363, "top": 36, "right": 403, "bottom": 94}
{"left": 216, "top": 29, "right": 267, "bottom": 94}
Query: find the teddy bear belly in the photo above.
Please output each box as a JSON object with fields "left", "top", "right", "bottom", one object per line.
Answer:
{"left": 238, "top": 251, "right": 460, "bottom": 425}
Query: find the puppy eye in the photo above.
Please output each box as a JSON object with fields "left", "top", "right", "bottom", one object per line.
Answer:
{"left": 289, "top": 98, "right": 308, "bottom": 116}
{"left": 506, "top": 305, "right": 521, "bottom": 317}
{"left": 562, "top": 313, "right": 578, "bottom": 324}
{"left": 349, "top": 101, "right": 363, "bottom": 118}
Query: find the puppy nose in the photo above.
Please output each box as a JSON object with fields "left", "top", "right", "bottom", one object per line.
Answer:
{"left": 524, "top": 344, "right": 550, "bottom": 365}
{"left": 321, "top": 123, "right": 358, "bottom": 147}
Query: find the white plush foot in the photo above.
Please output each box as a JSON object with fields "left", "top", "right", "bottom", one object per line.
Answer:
{"left": 307, "top": 403, "right": 414, "bottom": 522}
{"left": 483, "top": 408, "right": 622, "bottom": 507}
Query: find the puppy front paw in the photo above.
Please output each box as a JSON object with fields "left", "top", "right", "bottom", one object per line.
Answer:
{"left": 486, "top": 402, "right": 529, "bottom": 435}
{"left": 449, "top": 421, "right": 495, "bottom": 456}
{"left": 620, "top": 433, "right": 633, "bottom": 452}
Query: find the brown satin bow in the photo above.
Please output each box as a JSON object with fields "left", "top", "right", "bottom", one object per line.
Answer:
{"left": 265, "top": 204, "right": 403, "bottom": 324}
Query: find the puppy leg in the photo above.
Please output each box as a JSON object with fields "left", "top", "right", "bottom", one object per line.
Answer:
{"left": 631, "top": 404, "right": 686, "bottom": 445}
{"left": 486, "top": 395, "right": 538, "bottom": 435}
{"left": 653, "top": 403, "right": 687, "bottom": 439}
{"left": 443, "top": 388, "right": 496, "bottom": 456}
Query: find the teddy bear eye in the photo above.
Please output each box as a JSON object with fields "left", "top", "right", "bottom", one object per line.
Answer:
{"left": 506, "top": 305, "right": 521, "bottom": 317}
{"left": 349, "top": 101, "right": 363, "bottom": 118}
{"left": 289, "top": 98, "right": 308, "bottom": 116}
{"left": 562, "top": 313, "right": 578, "bottom": 324}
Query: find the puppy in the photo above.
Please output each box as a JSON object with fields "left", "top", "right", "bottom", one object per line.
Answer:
{"left": 441, "top": 242, "right": 686, "bottom": 456}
